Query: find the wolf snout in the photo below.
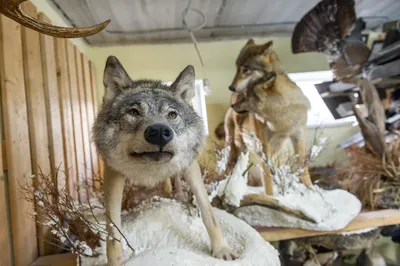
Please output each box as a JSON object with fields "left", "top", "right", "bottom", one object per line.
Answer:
{"left": 144, "top": 123, "right": 173, "bottom": 149}
{"left": 228, "top": 85, "right": 236, "bottom": 92}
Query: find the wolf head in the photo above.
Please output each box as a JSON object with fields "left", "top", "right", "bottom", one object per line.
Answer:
{"left": 231, "top": 71, "right": 277, "bottom": 114}
{"left": 93, "top": 56, "right": 204, "bottom": 187}
{"left": 229, "top": 39, "right": 283, "bottom": 93}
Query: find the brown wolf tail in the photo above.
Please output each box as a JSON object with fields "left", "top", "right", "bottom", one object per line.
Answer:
{"left": 291, "top": 0, "right": 356, "bottom": 54}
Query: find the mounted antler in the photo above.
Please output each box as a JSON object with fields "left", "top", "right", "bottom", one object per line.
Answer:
{"left": 0, "top": 0, "right": 110, "bottom": 38}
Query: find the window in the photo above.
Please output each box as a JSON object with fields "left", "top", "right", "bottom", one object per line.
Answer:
{"left": 288, "top": 71, "right": 356, "bottom": 128}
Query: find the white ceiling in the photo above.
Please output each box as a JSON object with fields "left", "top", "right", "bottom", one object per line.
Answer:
{"left": 49, "top": 0, "right": 400, "bottom": 46}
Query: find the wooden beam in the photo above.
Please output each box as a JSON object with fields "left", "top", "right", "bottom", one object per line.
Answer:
{"left": 82, "top": 55, "right": 99, "bottom": 188}
{"left": 89, "top": 62, "right": 103, "bottom": 180}
{"left": 0, "top": 11, "right": 38, "bottom": 266}
{"left": 30, "top": 253, "right": 78, "bottom": 266}
{"left": 66, "top": 42, "right": 87, "bottom": 202}
{"left": 258, "top": 209, "right": 400, "bottom": 242}
{"left": 38, "top": 12, "right": 67, "bottom": 191}
{"left": 54, "top": 38, "right": 78, "bottom": 200}
{"left": 74, "top": 48, "right": 92, "bottom": 194}
{"left": 21, "top": 2, "right": 53, "bottom": 256}
{"left": 0, "top": 110, "right": 11, "bottom": 266}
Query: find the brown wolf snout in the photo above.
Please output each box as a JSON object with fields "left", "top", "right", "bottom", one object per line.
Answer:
{"left": 231, "top": 103, "right": 249, "bottom": 114}
{"left": 144, "top": 123, "right": 173, "bottom": 148}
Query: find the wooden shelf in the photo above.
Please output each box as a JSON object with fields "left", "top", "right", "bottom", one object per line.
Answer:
{"left": 257, "top": 209, "right": 400, "bottom": 242}
{"left": 30, "top": 253, "right": 78, "bottom": 266}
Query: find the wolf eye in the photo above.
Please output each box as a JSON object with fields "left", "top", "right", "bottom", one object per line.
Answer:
{"left": 242, "top": 67, "right": 250, "bottom": 73}
{"left": 128, "top": 108, "right": 140, "bottom": 116}
{"left": 167, "top": 111, "right": 178, "bottom": 119}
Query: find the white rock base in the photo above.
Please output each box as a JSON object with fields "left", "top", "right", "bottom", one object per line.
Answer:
{"left": 235, "top": 188, "right": 362, "bottom": 231}
{"left": 82, "top": 199, "right": 280, "bottom": 266}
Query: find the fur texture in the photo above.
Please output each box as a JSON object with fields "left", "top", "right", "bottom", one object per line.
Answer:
{"left": 228, "top": 40, "right": 313, "bottom": 190}
{"left": 93, "top": 56, "right": 204, "bottom": 187}
{"left": 93, "top": 56, "right": 236, "bottom": 265}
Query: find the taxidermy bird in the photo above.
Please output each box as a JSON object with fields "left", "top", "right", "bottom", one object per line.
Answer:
{"left": 292, "top": 0, "right": 371, "bottom": 82}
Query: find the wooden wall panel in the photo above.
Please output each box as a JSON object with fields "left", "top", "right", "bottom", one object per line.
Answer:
{"left": 0, "top": 139, "right": 11, "bottom": 266}
{"left": 82, "top": 55, "right": 99, "bottom": 188}
{"left": 89, "top": 62, "right": 104, "bottom": 180}
{"left": 0, "top": 14, "right": 38, "bottom": 266}
{"left": 38, "top": 13, "right": 66, "bottom": 191}
{"left": 55, "top": 39, "right": 78, "bottom": 200}
{"left": 20, "top": 3, "right": 53, "bottom": 257}
{"left": 66, "top": 43, "right": 87, "bottom": 202}
{"left": 75, "top": 48, "right": 92, "bottom": 193}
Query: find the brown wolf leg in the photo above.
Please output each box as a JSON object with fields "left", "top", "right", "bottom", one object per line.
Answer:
{"left": 261, "top": 163, "right": 274, "bottom": 195}
{"left": 184, "top": 161, "right": 237, "bottom": 260}
{"left": 291, "top": 129, "right": 313, "bottom": 189}
{"left": 104, "top": 164, "right": 125, "bottom": 266}
{"left": 224, "top": 108, "right": 238, "bottom": 173}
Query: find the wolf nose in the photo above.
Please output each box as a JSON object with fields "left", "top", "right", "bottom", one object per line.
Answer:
{"left": 144, "top": 123, "right": 174, "bottom": 149}
{"left": 228, "top": 85, "right": 236, "bottom": 92}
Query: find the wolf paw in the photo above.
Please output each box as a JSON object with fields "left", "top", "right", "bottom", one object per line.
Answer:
{"left": 211, "top": 245, "right": 238, "bottom": 261}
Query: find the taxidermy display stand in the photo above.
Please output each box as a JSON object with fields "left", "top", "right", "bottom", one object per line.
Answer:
{"left": 217, "top": 150, "right": 362, "bottom": 231}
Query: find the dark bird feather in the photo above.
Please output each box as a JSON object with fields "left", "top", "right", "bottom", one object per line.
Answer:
{"left": 292, "top": 0, "right": 371, "bottom": 81}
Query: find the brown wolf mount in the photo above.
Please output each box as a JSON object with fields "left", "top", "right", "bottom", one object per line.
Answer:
{"left": 225, "top": 39, "right": 313, "bottom": 202}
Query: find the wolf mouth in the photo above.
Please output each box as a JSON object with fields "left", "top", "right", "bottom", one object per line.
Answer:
{"left": 129, "top": 151, "right": 174, "bottom": 162}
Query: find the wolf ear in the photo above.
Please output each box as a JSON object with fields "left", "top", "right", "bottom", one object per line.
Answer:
{"left": 259, "top": 41, "right": 273, "bottom": 55}
{"left": 245, "top": 39, "right": 255, "bottom": 46}
{"left": 103, "top": 56, "right": 132, "bottom": 102}
{"left": 170, "top": 65, "right": 195, "bottom": 103}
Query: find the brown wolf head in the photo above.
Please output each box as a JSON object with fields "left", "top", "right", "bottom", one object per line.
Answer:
{"left": 231, "top": 71, "right": 277, "bottom": 114}
{"left": 93, "top": 56, "right": 204, "bottom": 187}
{"left": 229, "top": 39, "right": 283, "bottom": 93}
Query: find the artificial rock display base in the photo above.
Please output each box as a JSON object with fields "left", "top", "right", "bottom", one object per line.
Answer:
{"left": 235, "top": 186, "right": 362, "bottom": 231}
{"left": 82, "top": 198, "right": 280, "bottom": 266}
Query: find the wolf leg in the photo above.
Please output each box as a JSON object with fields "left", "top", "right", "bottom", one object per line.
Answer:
{"left": 267, "top": 133, "right": 287, "bottom": 159}
{"left": 224, "top": 108, "right": 239, "bottom": 173}
{"left": 291, "top": 129, "right": 313, "bottom": 189}
{"left": 184, "top": 161, "right": 237, "bottom": 260}
{"left": 104, "top": 164, "right": 125, "bottom": 266}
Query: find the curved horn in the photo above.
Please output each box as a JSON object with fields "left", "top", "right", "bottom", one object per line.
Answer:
{"left": 0, "top": 0, "right": 110, "bottom": 38}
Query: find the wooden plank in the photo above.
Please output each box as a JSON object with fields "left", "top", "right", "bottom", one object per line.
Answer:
{"left": 66, "top": 42, "right": 87, "bottom": 202}
{"left": 75, "top": 48, "right": 92, "bottom": 194}
{"left": 20, "top": 2, "right": 54, "bottom": 257}
{"left": 89, "top": 62, "right": 103, "bottom": 180}
{"left": 54, "top": 38, "right": 78, "bottom": 200}
{"left": 258, "top": 209, "right": 400, "bottom": 242}
{"left": 0, "top": 13, "right": 38, "bottom": 266}
{"left": 38, "top": 13, "right": 66, "bottom": 191}
{"left": 1, "top": 141, "right": 6, "bottom": 171}
{"left": 31, "top": 253, "right": 78, "bottom": 266}
{"left": 82, "top": 56, "right": 99, "bottom": 188}
{"left": 0, "top": 112, "right": 11, "bottom": 266}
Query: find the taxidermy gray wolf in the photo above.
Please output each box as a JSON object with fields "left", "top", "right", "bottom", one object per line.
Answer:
{"left": 93, "top": 56, "right": 236, "bottom": 265}
{"left": 229, "top": 39, "right": 313, "bottom": 189}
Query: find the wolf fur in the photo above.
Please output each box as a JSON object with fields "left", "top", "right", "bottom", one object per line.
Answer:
{"left": 93, "top": 56, "right": 236, "bottom": 265}
{"left": 223, "top": 40, "right": 282, "bottom": 193}
{"left": 229, "top": 40, "right": 313, "bottom": 188}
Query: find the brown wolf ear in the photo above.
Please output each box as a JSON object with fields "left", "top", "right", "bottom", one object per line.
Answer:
{"left": 171, "top": 65, "right": 195, "bottom": 103}
{"left": 246, "top": 39, "right": 255, "bottom": 46}
{"left": 103, "top": 56, "right": 132, "bottom": 102}
{"left": 258, "top": 41, "right": 273, "bottom": 55}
